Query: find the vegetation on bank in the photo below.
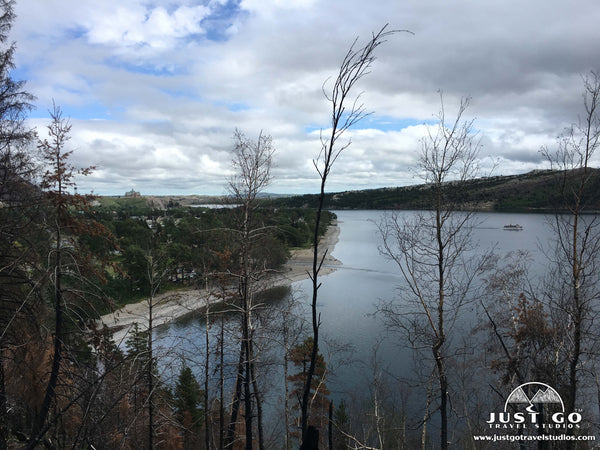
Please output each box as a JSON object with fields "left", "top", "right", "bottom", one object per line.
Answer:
{"left": 87, "top": 200, "right": 335, "bottom": 310}
{"left": 265, "top": 168, "right": 600, "bottom": 212}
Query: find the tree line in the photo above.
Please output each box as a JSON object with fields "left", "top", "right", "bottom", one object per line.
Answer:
{"left": 268, "top": 168, "right": 600, "bottom": 212}
{"left": 87, "top": 197, "right": 332, "bottom": 309}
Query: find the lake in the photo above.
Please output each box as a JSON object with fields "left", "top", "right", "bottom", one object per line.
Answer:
{"left": 154, "top": 210, "right": 556, "bottom": 437}
{"left": 286, "top": 210, "right": 554, "bottom": 394}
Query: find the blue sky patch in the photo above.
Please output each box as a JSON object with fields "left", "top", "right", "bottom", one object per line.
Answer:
{"left": 226, "top": 102, "right": 250, "bottom": 112}
{"left": 64, "top": 26, "right": 87, "bottom": 40}
{"left": 30, "top": 102, "right": 122, "bottom": 121}
{"left": 362, "top": 116, "right": 435, "bottom": 132}
{"left": 305, "top": 115, "right": 435, "bottom": 134}
{"left": 204, "top": 0, "right": 244, "bottom": 42}
{"left": 105, "top": 57, "right": 183, "bottom": 77}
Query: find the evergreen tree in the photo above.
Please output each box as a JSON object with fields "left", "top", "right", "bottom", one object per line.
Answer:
{"left": 288, "top": 337, "right": 330, "bottom": 447}
{"left": 332, "top": 400, "right": 349, "bottom": 450}
{"left": 27, "top": 104, "right": 115, "bottom": 448}
{"left": 0, "top": 1, "right": 36, "bottom": 445}
{"left": 174, "top": 365, "right": 204, "bottom": 449}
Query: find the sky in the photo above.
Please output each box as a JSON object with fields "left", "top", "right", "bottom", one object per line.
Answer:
{"left": 9, "top": 0, "right": 600, "bottom": 195}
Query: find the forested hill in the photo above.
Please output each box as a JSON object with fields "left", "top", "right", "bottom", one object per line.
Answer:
{"left": 268, "top": 169, "right": 600, "bottom": 212}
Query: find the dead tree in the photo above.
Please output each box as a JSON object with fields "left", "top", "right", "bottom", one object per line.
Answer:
{"left": 144, "top": 239, "right": 171, "bottom": 450}
{"left": 28, "top": 104, "right": 113, "bottom": 448}
{"left": 541, "top": 71, "right": 600, "bottom": 419}
{"left": 300, "top": 24, "right": 401, "bottom": 445}
{"left": 225, "top": 129, "right": 274, "bottom": 450}
{"left": 28, "top": 106, "right": 84, "bottom": 449}
{"left": 378, "top": 95, "right": 481, "bottom": 450}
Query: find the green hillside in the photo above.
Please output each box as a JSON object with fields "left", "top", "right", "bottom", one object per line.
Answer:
{"left": 268, "top": 169, "right": 600, "bottom": 212}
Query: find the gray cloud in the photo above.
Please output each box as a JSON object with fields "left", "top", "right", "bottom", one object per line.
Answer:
{"left": 12, "top": 0, "right": 600, "bottom": 195}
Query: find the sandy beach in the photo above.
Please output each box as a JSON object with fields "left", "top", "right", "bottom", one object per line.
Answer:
{"left": 100, "top": 222, "right": 341, "bottom": 343}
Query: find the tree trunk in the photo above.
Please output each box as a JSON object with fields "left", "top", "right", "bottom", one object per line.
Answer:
{"left": 328, "top": 401, "right": 333, "bottom": 450}
{"left": 219, "top": 315, "right": 225, "bottom": 450}
{"left": 29, "top": 226, "right": 63, "bottom": 450}
{"left": 248, "top": 331, "right": 264, "bottom": 450}
{"left": 243, "top": 332, "right": 253, "bottom": 450}
{"left": 241, "top": 273, "right": 253, "bottom": 450}
{"left": 434, "top": 347, "right": 448, "bottom": 450}
{"left": 283, "top": 318, "right": 290, "bottom": 450}
{"left": 225, "top": 340, "right": 245, "bottom": 448}
{"left": 204, "top": 281, "right": 211, "bottom": 450}
{"left": 0, "top": 350, "right": 7, "bottom": 450}
{"left": 436, "top": 196, "right": 448, "bottom": 450}
{"left": 301, "top": 179, "right": 326, "bottom": 438}
{"left": 148, "top": 291, "right": 154, "bottom": 450}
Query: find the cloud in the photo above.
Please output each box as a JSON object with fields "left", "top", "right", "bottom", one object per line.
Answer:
{"left": 10, "top": 0, "right": 600, "bottom": 195}
{"left": 85, "top": 4, "right": 212, "bottom": 54}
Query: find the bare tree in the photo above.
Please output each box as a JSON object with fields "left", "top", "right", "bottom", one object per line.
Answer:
{"left": 144, "top": 238, "right": 171, "bottom": 450}
{"left": 541, "top": 71, "right": 600, "bottom": 420}
{"left": 300, "top": 24, "right": 401, "bottom": 446}
{"left": 225, "top": 129, "right": 275, "bottom": 450}
{"left": 378, "top": 95, "right": 481, "bottom": 450}
{"left": 203, "top": 268, "right": 213, "bottom": 450}
{"left": 279, "top": 293, "right": 306, "bottom": 450}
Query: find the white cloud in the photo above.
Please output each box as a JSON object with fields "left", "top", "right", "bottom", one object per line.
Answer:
{"left": 10, "top": 0, "right": 600, "bottom": 195}
{"left": 85, "top": 4, "right": 211, "bottom": 52}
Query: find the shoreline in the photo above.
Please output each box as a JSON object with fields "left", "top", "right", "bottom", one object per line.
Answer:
{"left": 100, "top": 221, "right": 341, "bottom": 343}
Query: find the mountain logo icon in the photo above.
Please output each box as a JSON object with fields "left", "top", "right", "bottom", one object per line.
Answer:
{"left": 504, "top": 382, "right": 564, "bottom": 412}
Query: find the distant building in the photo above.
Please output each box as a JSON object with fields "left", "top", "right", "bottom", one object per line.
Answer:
{"left": 125, "top": 189, "right": 141, "bottom": 198}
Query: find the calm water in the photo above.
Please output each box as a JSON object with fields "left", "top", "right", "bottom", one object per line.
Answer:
{"left": 154, "top": 210, "right": 556, "bottom": 432}
{"left": 289, "top": 210, "right": 554, "bottom": 388}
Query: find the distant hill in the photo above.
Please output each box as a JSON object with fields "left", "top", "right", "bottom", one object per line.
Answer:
{"left": 99, "top": 169, "right": 600, "bottom": 213}
{"left": 100, "top": 193, "right": 294, "bottom": 210}
{"left": 267, "top": 169, "right": 600, "bottom": 212}
{"left": 98, "top": 195, "right": 230, "bottom": 210}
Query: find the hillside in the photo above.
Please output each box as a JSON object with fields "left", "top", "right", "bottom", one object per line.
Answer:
{"left": 268, "top": 169, "right": 600, "bottom": 212}
{"left": 99, "top": 169, "right": 600, "bottom": 213}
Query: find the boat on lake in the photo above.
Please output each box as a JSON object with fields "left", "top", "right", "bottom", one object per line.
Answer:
{"left": 503, "top": 224, "right": 523, "bottom": 230}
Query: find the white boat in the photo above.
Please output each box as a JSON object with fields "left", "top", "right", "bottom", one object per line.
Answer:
{"left": 503, "top": 224, "right": 523, "bottom": 230}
